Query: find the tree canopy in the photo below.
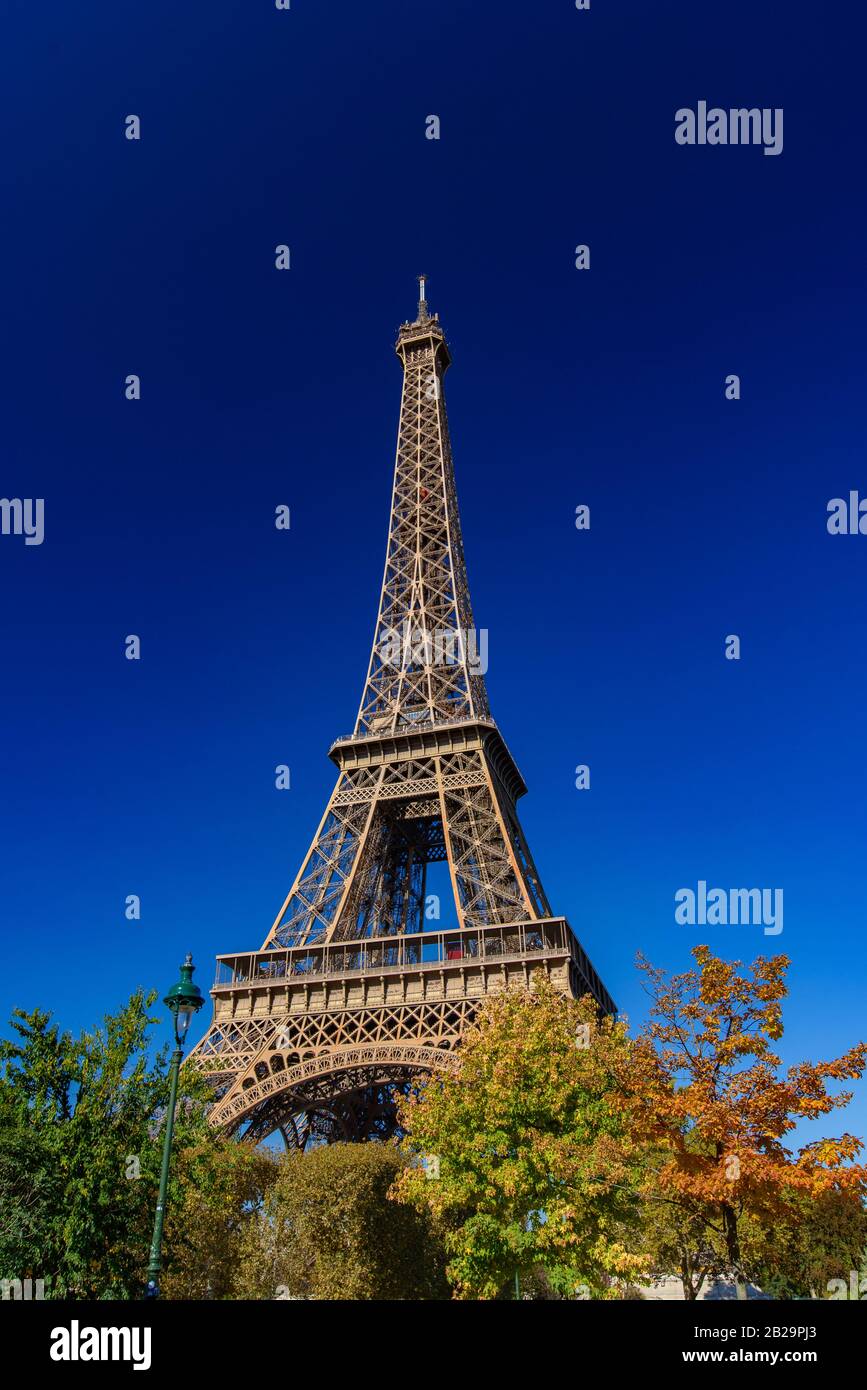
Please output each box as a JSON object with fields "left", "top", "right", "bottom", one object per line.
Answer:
{"left": 392, "top": 973, "right": 644, "bottom": 1299}
{"left": 233, "top": 1142, "right": 449, "bottom": 1300}
{"left": 3, "top": 947, "right": 864, "bottom": 1302}
{"left": 620, "top": 946, "right": 867, "bottom": 1297}
{"left": 0, "top": 993, "right": 224, "bottom": 1298}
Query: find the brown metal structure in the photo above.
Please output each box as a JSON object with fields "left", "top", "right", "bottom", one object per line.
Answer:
{"left": 191, "top": 280, "right": 615, "bottom": 1145}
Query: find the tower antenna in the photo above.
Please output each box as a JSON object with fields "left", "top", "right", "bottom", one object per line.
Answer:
{"left": 416, "top": 273, "right": 429, "bottom": 321}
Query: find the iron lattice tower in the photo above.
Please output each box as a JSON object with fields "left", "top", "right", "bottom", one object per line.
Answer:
{"left": 191, "top": 281, "right": 615, "bottom": 1146}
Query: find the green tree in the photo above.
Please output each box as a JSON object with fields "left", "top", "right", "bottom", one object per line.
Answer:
{"left": 233, "top": 1142, "right": 449, "bottom": 1300}
{"left": 0, "top": 994, "right": 215, "bottom": 1298}
{"left": 392, "top": 974, "right": 644, "bottom": 1299}
{"left": 161, "top": 1139, "right": 276, "bottom": 1300}
{"left": 740, "top": 1189, "right": 867, "bottom": 1299}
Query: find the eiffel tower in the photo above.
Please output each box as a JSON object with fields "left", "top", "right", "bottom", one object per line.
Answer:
{"left": 191, "top": 279, "right": 615, "bottom": 1146}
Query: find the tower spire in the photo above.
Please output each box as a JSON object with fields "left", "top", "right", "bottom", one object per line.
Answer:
{"left": 416, "top": 272, "right": 429, "bottom": 322}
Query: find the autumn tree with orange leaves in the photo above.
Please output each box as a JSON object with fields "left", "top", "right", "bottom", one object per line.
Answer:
{"left": 624, "top": 945, "right": 867, "bottom": 1297}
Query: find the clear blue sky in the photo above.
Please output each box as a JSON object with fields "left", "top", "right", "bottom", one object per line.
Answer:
{"left": 2, "top": 1, "right": 865, "bottom": 1150}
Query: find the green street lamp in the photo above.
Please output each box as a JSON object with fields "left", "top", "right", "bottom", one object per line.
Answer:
{"left": 145, "top": 953, "right": 205, "bottom": 1299}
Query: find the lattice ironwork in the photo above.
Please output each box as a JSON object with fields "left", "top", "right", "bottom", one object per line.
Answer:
{"left": 190, "top": 282, "right": 614, "bottom": 1143}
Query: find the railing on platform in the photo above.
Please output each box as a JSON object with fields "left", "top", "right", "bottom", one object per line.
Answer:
{"left": 214, "top": 919, "right": 569, "bottom": 990}
{"left": 330, "top": 714, "right": 491, "bottom": 749}
{"left": 211, "top": 917, "right": 616, "bottom": 1015}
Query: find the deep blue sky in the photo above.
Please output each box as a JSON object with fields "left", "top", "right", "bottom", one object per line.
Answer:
{"left": 2, "top": 1, "right": 865, "bottom": 1149}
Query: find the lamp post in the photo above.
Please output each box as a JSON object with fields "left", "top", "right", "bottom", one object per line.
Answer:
{"left": 144, "top": 954, "right": 205, "bottom": 1299}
